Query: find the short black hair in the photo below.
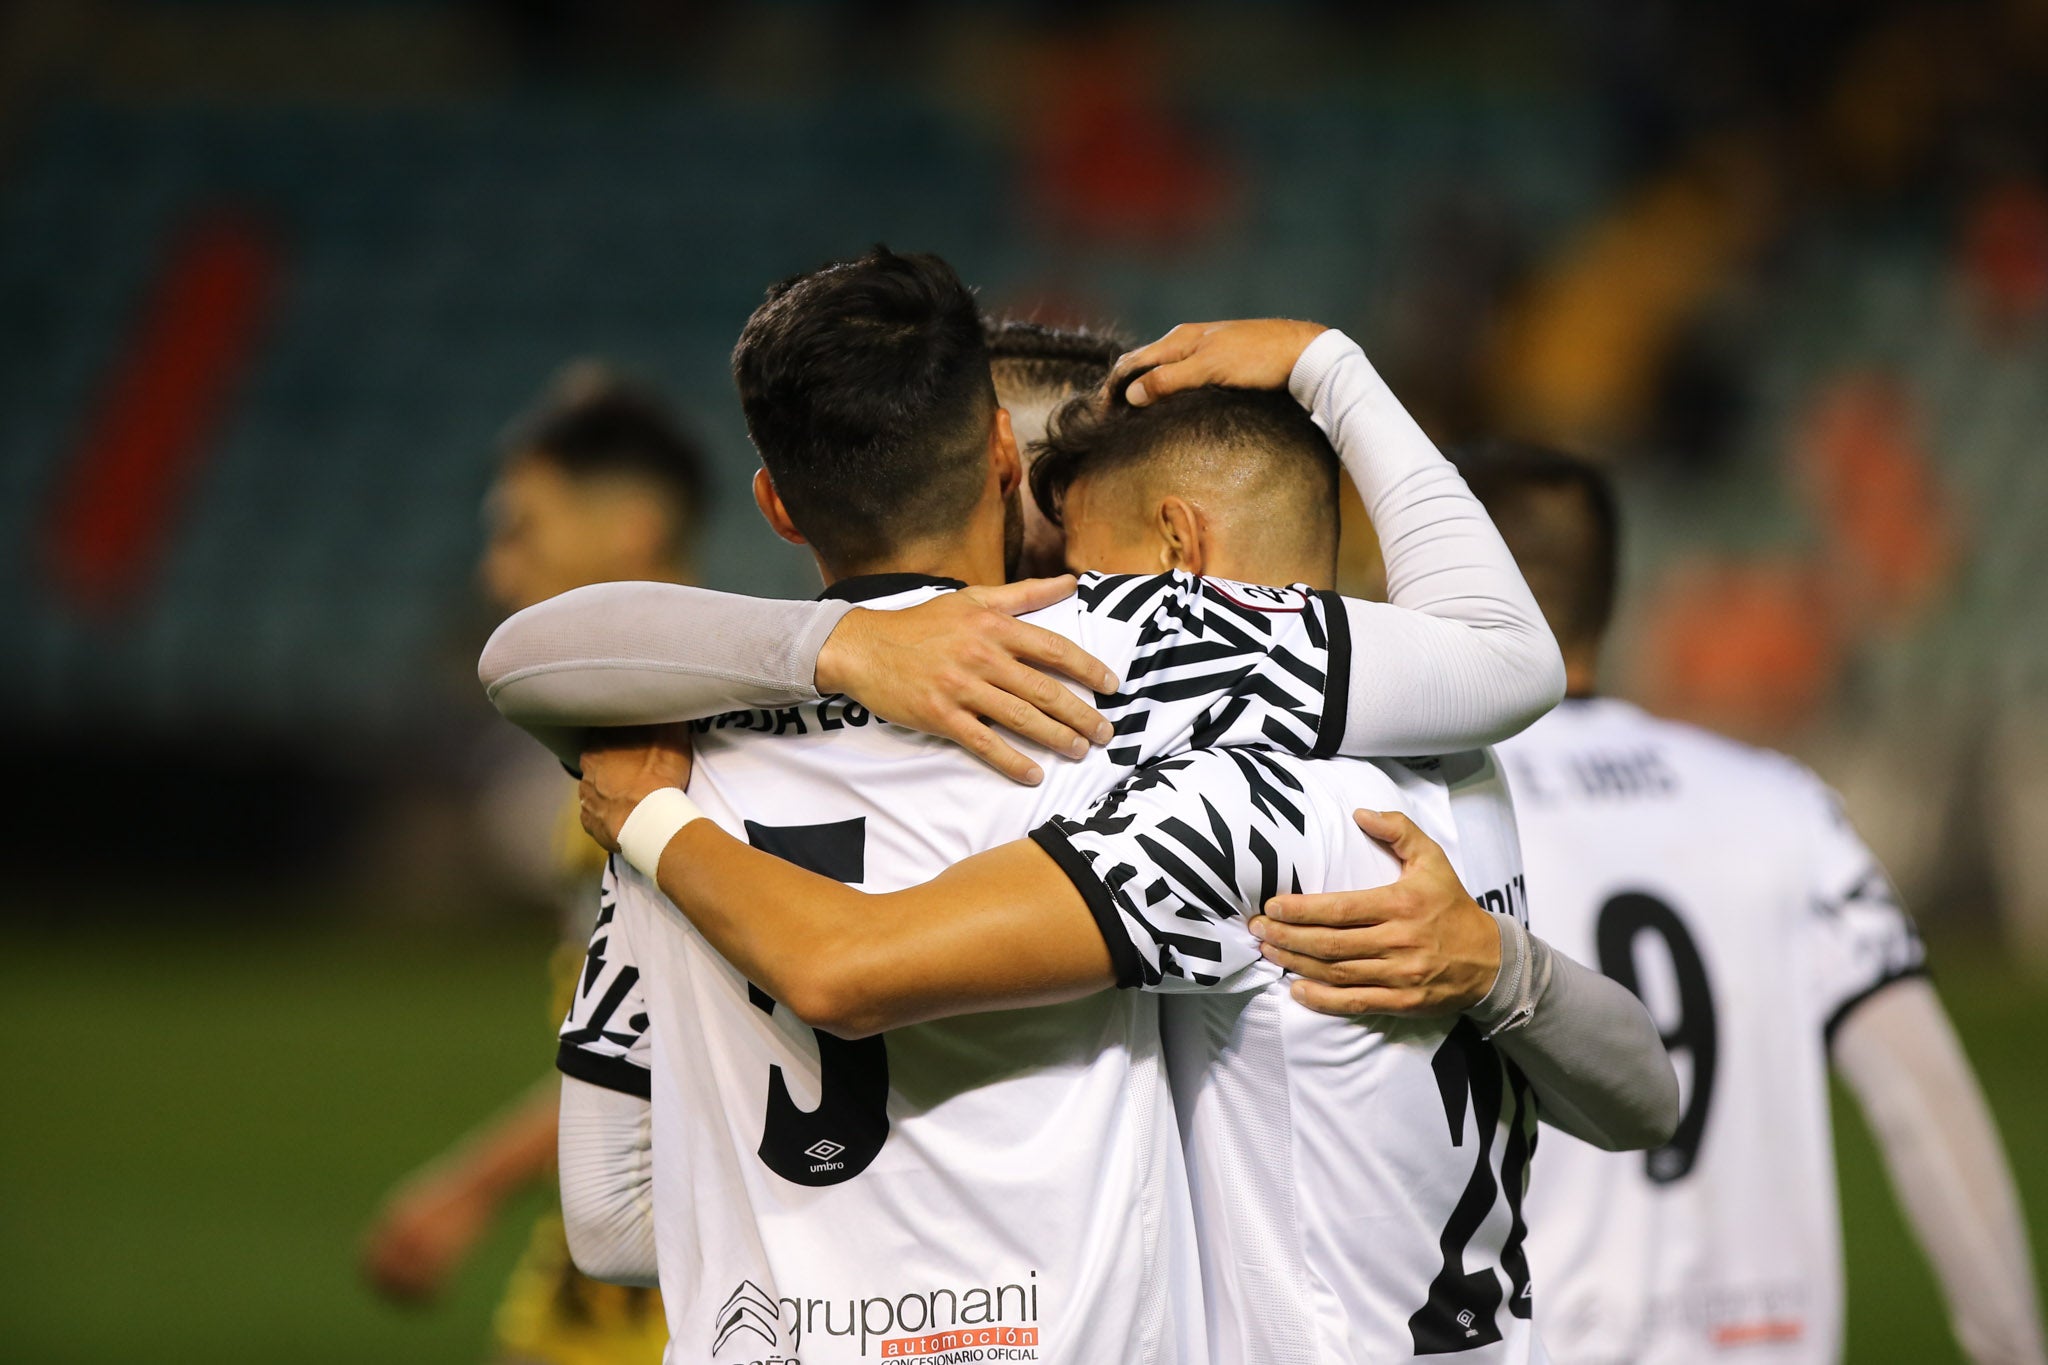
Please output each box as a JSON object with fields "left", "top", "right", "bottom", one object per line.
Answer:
{"left": 1454, "top": 439, "right": 1621, "bottom": 652}
{"left": 504, "top": 373, "right": 710, "bottom": 538}
{"left": 1030, "top": 379, "right": 1339, "bottom": 537}
{"left": 732, "top": 246, "right": 995, "bottom": 572}
{"left": 982, "top": 316, "right": 1129, "bottom": 403}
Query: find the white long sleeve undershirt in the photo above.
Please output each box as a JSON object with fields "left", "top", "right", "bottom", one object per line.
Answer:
{"left": 558, "top": 1076, "right": 658, "bottom": 1288}
{"left": 477, "top": 330, "right": 1563, "bottom": 766}
{"left": 1287, "top": 330, "right": 1563, "bottom": 754}
{"left": 1833, "top": 980, "right": 2046, "bottom": 1365}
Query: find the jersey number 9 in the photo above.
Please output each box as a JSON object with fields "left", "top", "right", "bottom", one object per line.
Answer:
{"left": 1596, "top": 891, "right": 1718, "bottom": 1184}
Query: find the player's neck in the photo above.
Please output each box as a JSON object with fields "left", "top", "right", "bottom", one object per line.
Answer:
{"left": 1198, "top": 548, "right": 1334, "bottom": 592}
{"left": 817, "top": 533, "right": 1005, "bottom": 591}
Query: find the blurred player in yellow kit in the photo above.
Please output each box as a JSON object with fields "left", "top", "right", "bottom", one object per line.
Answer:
{"left": 361, "top": 365, "right": 706, "bottom": 1364}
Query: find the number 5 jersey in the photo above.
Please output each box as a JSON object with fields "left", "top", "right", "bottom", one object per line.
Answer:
{"left": 558, "top": 571, "right": 1358, "bottom": 1365}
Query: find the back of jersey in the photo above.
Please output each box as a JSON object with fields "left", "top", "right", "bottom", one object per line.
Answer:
{"left": 1050, "top": 745, "right": 1544, "bottom": 1365}
{"left": 576, "top": 573, "right": 1352, "bottom": 1365}
{"left": 1500, "top": 699, "right": 1924, "bottom": 1365}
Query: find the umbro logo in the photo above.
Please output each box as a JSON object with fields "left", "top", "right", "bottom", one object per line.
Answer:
{"left": 804, "top": 1139, "right": 846, "bottom": 1161}
{"left": 712, "top": 1280, "right": 779, "bottom": 1354}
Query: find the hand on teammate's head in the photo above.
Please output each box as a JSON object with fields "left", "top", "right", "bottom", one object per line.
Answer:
{"left": 1110, "top": 319, "right": 1330, "bottom": 407}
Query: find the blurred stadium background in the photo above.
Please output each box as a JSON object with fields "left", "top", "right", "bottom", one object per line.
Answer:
{"left": 1, "top": 1, "right": 2044, "bottom": 1361}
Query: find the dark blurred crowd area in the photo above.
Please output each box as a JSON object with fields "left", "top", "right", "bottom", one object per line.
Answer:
{"left": 2, "top": 0, "right": 2045, "bottom": 959}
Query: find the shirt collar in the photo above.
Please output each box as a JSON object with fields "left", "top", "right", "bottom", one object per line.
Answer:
{"left": 817, "top": 573, "right": 968, "bottom": 604}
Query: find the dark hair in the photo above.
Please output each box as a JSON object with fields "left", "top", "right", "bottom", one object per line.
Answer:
{"left": 504, "top": 373, "right": 710, "bottom": 538}
{"left": 732, "top": 246, "right": 995, "bottom": 572}
{"left": 1454, "top": 439, "right": 1621, "bottom": 651}
{"left": 982, "top": 316, "right": 1129, "bottom": 403}
{"left": 1029, "top": 379, "right": 1339, "bottom": 534}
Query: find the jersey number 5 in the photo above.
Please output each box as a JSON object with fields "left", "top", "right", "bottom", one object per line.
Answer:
{"left": 744, "top": 819, "right": 890, "bottom": 1187}
{"left": 1595, "top": 891, "right": 1717, "bottom": 1183}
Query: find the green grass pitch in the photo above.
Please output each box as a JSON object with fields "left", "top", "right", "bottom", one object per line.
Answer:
{"left": 1, "top": 918, "right": 2041, "bottom": 1363}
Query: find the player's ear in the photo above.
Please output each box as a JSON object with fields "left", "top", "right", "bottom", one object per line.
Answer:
{"left": 753, "top": 468, "right": 808, "bottom": 546}
{"left": 990, "top": 406, "right": 1022, "bottom": 498}
{"left": 1157, "top": 495, "right": 1206, "bottom": 576}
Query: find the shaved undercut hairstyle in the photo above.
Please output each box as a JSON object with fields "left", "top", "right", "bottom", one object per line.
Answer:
{"left": 1030, "top": 380, "right": 1341, "bottom": 564}
{"left": 1454, "top": 439, "right": 1621, "bottom": 653}
{"left": 982, "top": 317, "right": 1129, "bottom": 403}
{"left": 733, "top": 246, "right": 996, "bottom": 572}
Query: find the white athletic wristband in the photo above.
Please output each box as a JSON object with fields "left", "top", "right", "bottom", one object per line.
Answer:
{"left": 616, "top": 788, "right": 702, "bottom": 880}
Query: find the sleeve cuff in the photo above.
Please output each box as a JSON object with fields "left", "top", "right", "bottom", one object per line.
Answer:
{"left": 556, "top": 1043, "right": 653, "bottom": 1099}
{"left": 1287, "top": 328, "right": 1363, "bottom": 411}
{"left": 1823, "top": 962, "right": 1931, "bottom": 1052}
{"left": 792, "top": 597, "right": 857, "bottom": 697}
{"left": 1311, "top": 589, "right": 1354, "bottom": 759}
{"left": 1029, "top": 823, "right": 1144, "bottom": 989}
{"left": 1468, "top": 915, "right": 1543, "bottom": 1037}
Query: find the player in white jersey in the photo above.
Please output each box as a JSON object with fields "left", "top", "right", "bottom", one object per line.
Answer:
{"left": 587, "top": 733, "right": 1668, "bottom": 1365}
{"left": 1438, "top": 442, "right": 2041, "bottom": 1365}
{"left": 487, "top": 264, "right": 1575, "bottom": 1362}
{"left": 545, "top": 322, "right": 1675, "bottom": 1365}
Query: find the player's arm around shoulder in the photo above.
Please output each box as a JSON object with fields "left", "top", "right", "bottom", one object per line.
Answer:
{"left": 1249, "top": 804, "right": 1505, "bottom": 1019}
{"left": 1253, "top": 795, "right": 1679, "bottom": 1151}
{"left": 577, "top": 727, "right": 1116, "bottom": 1038}
{"left": 480, "top": 574, "right": 1121, "bottom": 784}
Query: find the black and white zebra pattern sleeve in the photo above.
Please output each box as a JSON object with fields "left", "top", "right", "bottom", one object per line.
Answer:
{"left": 1075, "top": 572, "right": 1351, "bottom": 769}
{"left": 556, "top": 860, "right": 654, "bottom": 1098}
{"left": 1030, "top": 747, "right": 1325, "bottom": 993}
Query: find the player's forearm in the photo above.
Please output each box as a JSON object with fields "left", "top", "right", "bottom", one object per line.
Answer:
{"left": 1291, "top": 333, "right": 1565, "bottom": 754}
{"left": 1473, "top": 919, "right": 1680, "bottom": 1151}
{"left": 1835, "top": 981, "right": 2047, "bottom": 1365}
{"left": 558, "top": 1077, "right": 658, "bottom": 1287}
{"left": 419, "top": 1078, "right": 563, "bottom": 1205}
{"left": 649, "top": 820, "right": 875, "bottom": 1025}
{"left": 480, "top": 581, "right": 853, "bottom": 767}
{"left": 649, "top": 825, "right": 1111, "bottom": 1036}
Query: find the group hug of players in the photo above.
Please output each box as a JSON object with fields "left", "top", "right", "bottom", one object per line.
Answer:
{"left": 391, "top": 247, "right": 2046, "bottom": 1365}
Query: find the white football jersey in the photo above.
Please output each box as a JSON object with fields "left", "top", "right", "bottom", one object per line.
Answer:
{"left": 558, "top": 571, "right": 1355, "bottom": 1365}
{"left": 1037, "top": 745, "right": 1550, "bottom": 1365}
{"left": 1498, "top": 699, "right": 1926, "bottom": 1365}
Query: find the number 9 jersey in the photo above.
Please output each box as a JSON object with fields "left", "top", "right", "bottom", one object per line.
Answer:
{"left": 1499, "top": 698, "right": 1926, "bottom": 1365}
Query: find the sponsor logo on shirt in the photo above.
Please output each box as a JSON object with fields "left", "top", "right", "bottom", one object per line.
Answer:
{"left": 714, "top": 1271, "right": 1042, "bottom": 1362}
{"left": 1637, "top": 1281, "right": 1811, "bottom": 1350}
{"left": 713, "top": 1280, "right": 782, "bottom": 1355}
